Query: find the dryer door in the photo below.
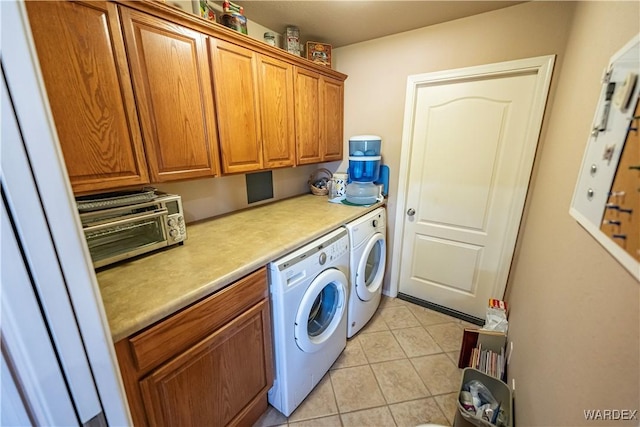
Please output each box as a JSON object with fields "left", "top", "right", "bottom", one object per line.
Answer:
{"left": 355, "top": 233, "right": 387, "bottom": 301}
{"left": 295, "top": 268, "right": 347, "bottom": 353}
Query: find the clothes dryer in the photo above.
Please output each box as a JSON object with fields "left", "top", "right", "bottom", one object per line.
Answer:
{"left": 344, "top": 207, "right": 386, "bottom": 338}
{"left": 267, "top": 228, "right": 349, "bottom": 416}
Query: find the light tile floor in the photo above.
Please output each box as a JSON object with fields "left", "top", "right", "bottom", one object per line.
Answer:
{"left": 254, "top": 296, "right": 479, "bottom": 427}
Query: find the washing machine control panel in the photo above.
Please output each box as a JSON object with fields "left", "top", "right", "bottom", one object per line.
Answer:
{"left": 323, "top": 235, "right": 349, "bottom": 264}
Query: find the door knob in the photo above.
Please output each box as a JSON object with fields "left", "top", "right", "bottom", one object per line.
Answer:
{"left": 407, "top": 208, "right": 415, "bottom": 216}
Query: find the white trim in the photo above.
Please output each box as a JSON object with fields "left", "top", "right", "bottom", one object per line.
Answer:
{"left": 1, "top": 202, "right": 78, "bottom": 426}
{"left": 389, "top": 55, "right": 555, "bottom": 298}
{"left": 2, "top": 1, "right": 131, "bottom": 424}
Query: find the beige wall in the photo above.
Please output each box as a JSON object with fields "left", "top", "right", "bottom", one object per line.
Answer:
{"left": 505, "top": 2, "right": 640, "bottom": 425}
{"left": 333, "top": 1, "right": 576, "bottom": 293}
{"left": 334, "top": 1, "right": 639, "bottom": 425}
{"left": 156, "top": 164, "right": 321, "bottom": 223}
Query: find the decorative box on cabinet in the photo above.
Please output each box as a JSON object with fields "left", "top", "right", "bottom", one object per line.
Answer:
{"left": 25, "top": 0, "right": 150, "bottom": 194}
{"left": 114, "top": 268, "right": 273, "bottom": 427}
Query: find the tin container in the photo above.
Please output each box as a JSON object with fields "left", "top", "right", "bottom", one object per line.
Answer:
{"left": 264, "top": 32, "right": 277, "bottom": 46}
{"left": 221, "top": 12, "right": 247, "bottom": 34}
{"left": 285, "top": 26, "right": 300, "bottom": 55}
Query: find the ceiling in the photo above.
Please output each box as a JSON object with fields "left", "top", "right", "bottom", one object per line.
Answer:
{"left": 235, "top": 1, "right": 525, "bottom": 48}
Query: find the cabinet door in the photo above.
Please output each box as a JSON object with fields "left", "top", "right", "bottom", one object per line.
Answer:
{"left": 26, "top": 0, "right": 149, "bottom": 194}
{"left": 257, "top": 55, "right": 296, "bottom": 169}
{"left": 139, "top": 300, "right": 273, "bottom": 427}
{"left": 321, "top": 76, "right": 344, "bottom": 162}
{"left": 120, "top": 7, "right": 220, "bottom": 182}
{"left": 210, "top": 39, "right": 263, "bottom": 174}
{"left": 294, "top": 68, "right": 322, "bottom": 164}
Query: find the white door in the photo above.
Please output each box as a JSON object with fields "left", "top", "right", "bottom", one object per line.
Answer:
{"left": 395, "top": 57, "right": 554, "bottom": 319}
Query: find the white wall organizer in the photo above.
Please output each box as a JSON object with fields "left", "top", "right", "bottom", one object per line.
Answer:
{"left": 570, "top": 34, "right": 640, "bottom": 281}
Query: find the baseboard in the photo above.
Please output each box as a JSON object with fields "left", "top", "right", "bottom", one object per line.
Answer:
{"left": 397, "top": 293, "right": 484, "bottom": 326}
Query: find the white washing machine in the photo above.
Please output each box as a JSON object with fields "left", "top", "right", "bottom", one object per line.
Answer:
{"left": 267, "top": 228, "right": 349, "bottom": 417}
{"left": 345, "top": 207, "right": 387, "bottom": 338}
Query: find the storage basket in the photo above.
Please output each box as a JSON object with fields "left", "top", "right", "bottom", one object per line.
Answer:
{"left": 308, "top": 168, "right": 332, "bottom": 196}
{"left": 456, "top": 368, "right": 512, "bottom": 427}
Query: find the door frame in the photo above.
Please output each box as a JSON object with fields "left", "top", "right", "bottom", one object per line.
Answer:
{"left": 389, "top": 56, "right": 555, "bottom": 298}
{"left": 3, "top": 1, "right": 131, "bottom": 424}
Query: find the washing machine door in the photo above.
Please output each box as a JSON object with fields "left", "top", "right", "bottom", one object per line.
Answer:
{"left": 355, "top": 233, "right": 386, "bottom": 301}
{"left": 294, "top": 268, "right": 347, "bottom": 353}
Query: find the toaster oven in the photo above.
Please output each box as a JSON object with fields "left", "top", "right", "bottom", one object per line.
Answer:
{"left": 76, "top": 189, "right": 186, "bottom": 268}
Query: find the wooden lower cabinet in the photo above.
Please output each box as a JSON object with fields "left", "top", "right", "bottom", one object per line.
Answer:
{"left": 115, "top": 268, "right": 273, "bottom": 426}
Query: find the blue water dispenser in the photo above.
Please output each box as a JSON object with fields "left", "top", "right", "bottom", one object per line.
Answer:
{"left": 346, "top": 135, "right": 382, "bottom": 204}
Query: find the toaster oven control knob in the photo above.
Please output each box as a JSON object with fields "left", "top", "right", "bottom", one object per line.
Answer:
{"left": 169, "top": 229, "right": 178, "bottom": 238}
{"left": 168, "top": 218, "right": 176, "bottom": 227}
{"left": 178, "top": 216, "right": 184, "bottom": 223}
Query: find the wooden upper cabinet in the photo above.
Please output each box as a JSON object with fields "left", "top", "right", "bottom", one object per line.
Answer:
{"left": 210, "top": 39, "right": 263, "bottom": 173}
{"left": 294, "top": 68, "right": 345, "bottom": 165}
{"left": 257, "top": 55, "right": 296, "bottom": 169}
{"left": 320, "top": 76, "right": 344, "bottom": 162}
{"left": 25, "top": 0, "right": 149, "bottom": 194}
{"left": 28, "top": 0, "right": 345, "bottom": 190}
{"left": 210, "top": 40, "right": 296, "bottom": 173}
{"left": 294, "top": 68, "right": 322, "bottom": 164}
{"left": 120, "top": 7, "right": 220, "bottom": 182}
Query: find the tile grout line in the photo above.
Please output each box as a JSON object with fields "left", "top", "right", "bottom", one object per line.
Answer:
{"left": 268, "top": 297, "right": 466, "bottom": 427}
{"left": 326, "top": 366, "right": 344, "bottom": 427}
